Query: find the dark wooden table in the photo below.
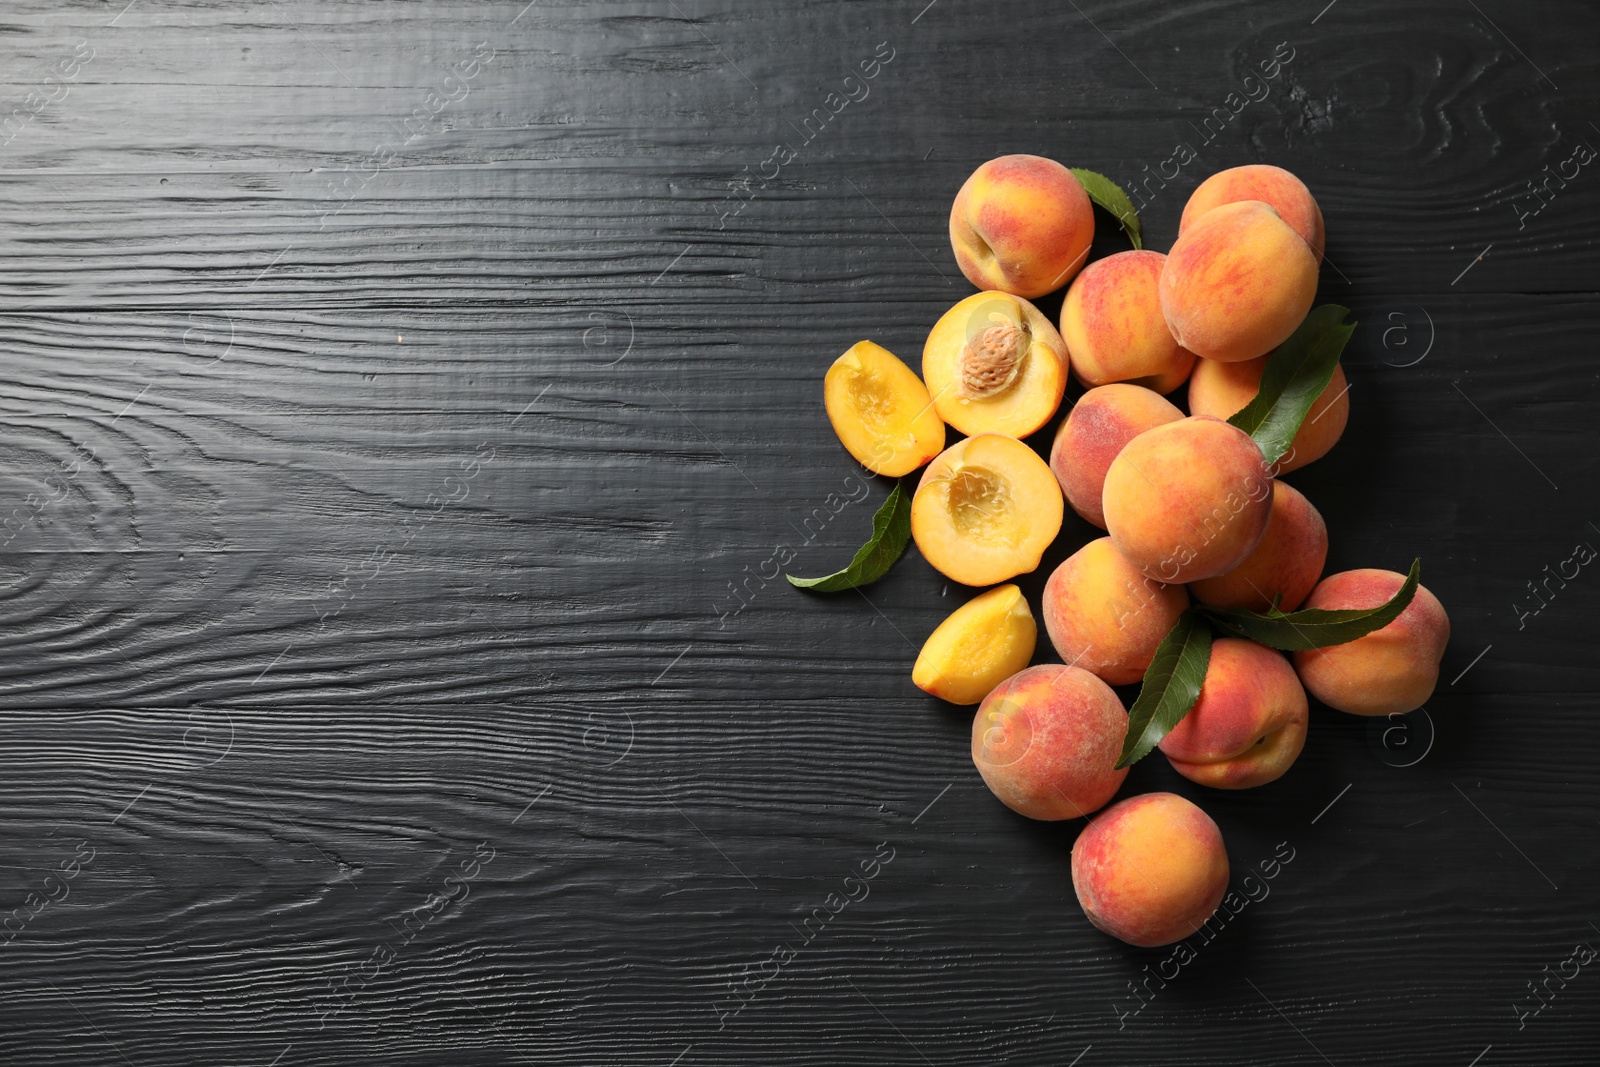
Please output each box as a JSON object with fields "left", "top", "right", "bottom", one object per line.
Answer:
{"left": 0, "top": 1, "right": 1594, "bottom": 1064}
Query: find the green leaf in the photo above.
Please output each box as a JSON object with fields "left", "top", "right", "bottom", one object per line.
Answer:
{"left": 786, "top": 480, "right": 912, "bottom": 592}
{"left": 1227, "top": 304, "right": 1356, "bottom": 466}
{"left": 1115, "top": 610, "right": 1213, "bottom": 769}
{"left": 1198, "top": 559, "right": 1421, "bottom": 651}
{"left": 1070, "top": 168, "right": 1143, "bottom": 250}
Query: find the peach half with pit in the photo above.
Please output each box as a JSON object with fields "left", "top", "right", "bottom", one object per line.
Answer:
{"left": 923, "top": 291, "right": 1069, "bottom": 439}
{"left": 912, "top": 434, "right": 1064, "bottom": 587}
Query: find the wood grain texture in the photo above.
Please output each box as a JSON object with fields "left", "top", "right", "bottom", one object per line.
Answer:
{"left": 0, "top": 0, "right": 1595, "bottom": 1064}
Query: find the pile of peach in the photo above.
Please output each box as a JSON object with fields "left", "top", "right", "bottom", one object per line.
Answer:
{"left": 822, "top": 155, "right": 1450, "bottom": 948}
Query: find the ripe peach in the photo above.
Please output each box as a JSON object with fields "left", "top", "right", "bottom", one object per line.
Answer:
{"left": 1180, "top": 165, "right": 1325, "bottom": 262}
{"left": 1049, "top": 384, "right": 1182, "bottom": 530}
{"left": 1042, "top": 538, "right": 1188, "bottom": 686}
{"left": 971, "top": 664, "right": 1127, "bottom": 821}
{"left": 1158, "top": 638, "right": 1309, "bottom": 789}
{"left": 824, "top": 341, "right": 946, "bottom": 476}
{"left": 1060, "top": 250, "right": 1196, "bottom": 395}
{"left": 922, "top": 292, "right": 1069, "bottom": 439}
{"left": 1293, "top": 570, "right": 1451, "bottom": 716}
{"left": 912, "top": 434, "right": 1064, "bottom": 587}
{"left": 1102, "top": 416, "right": 1273, "bottom": 583}
{"left": 1160, "top": 200, "right": 1319, "bottom": 363}
{"left": 1188, "top": 356, "right": 1349, "bottom": 473}
{"left": 1071, "top": 792, "right": 1229, "bottom": 947}
{"left": 1190, "top": 482, "right": 1327, "bottom": 613}
{"left": 913, "top": 584, "right": 1037, "bottom": 705}
{"left": 949, "top": 154, "right": 1094, "bottom": 298}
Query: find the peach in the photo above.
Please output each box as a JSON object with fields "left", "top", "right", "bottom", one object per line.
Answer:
{"left": 922, "top": 292, "right": 1069, "bottom": 438}
{"left": 1060, "top": 250, "right": 1196, "bottom": 394}
{"left": 1159, "top": 200, "right": 1319, "bottom": 363}
{"left": 1293, "top": 569, "right": 1451, "bottom": 716}
{"left": 912, "top": 434, "right": 1063, "bottom": 587}
{"left": 1041, "top": 537, "right": 1188, "bottom": 686}
{"left": 1071, "top": 792, "right": 1229, "bottom": 947}
{"left": 1101, "top": 415, "right": 1273, "bottom": 583}
{"left": 913, "top": 583, "right": 1037, "bottom": 705}
{"left": 1180, "top": 165, "right": 1325, "bottom": 262}
{"left": 1190, "top": 482, "right": 1327, "bottom": 613}
{"left": 1188, "top": 356, "right": 1349, "bottom": 473}
{"left": 971, "top": 664, "right": 1127, "bottom": 821}
{"left": 949, "top": 154, "right": 1094, "bottom": 298}
{"left": 1158, "top": 638, "right": 1308, "bottom": 789}
{"left": 1049, "top": 384, "right": 1182, "bottom": 530}
{"left": 824, "top": 341, "right": 946, "bottom": 476}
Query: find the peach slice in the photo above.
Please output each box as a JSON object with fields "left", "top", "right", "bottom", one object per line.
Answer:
{"left": 912, "top": 434, "right": 1063, "bottom": 587}
{"left": 922, "top": 292, "right": 1069, "bottom": 439}
{"left": 949, "top": 154, "right": 1095, "bottom": 298}
{"left": 1041, "top": 537, "right": 1188, "bottom": 686}
{"left": 824, "top": 341, "right": 946, "bottom": 476}
{"left": 1071, "top": 792, "right": 1229, "bottom": 947}
{"left": 1190, "top": 481, "right": 1328, "bottom": 612}
{"left": 1061, "top": 250, "right": 1196, "bottom": 395}
{"left": 913, "top": 583, "right": 1037, "bottom": 705}
{"left": 1158, "top": 638, "right": 1309, "bottom": 789}
{"left": 1188, "top": 356, "right": 1349, "bottom": 474}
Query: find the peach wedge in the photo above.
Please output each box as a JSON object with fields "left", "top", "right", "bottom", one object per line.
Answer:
{"left": 913, "top": 583, "right": 1037, "bottom": 705}
{"left": 912, "top": 434, "right": 1063, "bottom": 587}
{"left": 824, "top": 341, "right": 946, "bottom": 477}
{"left": 923, "top": 292, "right": 1069, "bottom": 439}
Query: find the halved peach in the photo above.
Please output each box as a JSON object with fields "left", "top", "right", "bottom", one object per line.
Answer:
{"left": 913, "top": 434, "right": 1063, "bottom": 587}
{"left": 824, "top": 341, "right": 946, "bottom": 476}
{"left": 922, "top": 292, "right": 1068, "bottom": 438}
{"left": 913, "top": 583, "right": 1037, "bottom": 705}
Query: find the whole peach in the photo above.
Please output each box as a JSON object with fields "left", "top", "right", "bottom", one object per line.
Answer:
{"left": 1159, "top": 639, "right": 1309, "bottom": 789}
{"left": 949, "top": 155, "right": 1094, "bottom": 298}
{"left": 1293, "top": 569, "right": 1451, "bottom": 716}
{"left": 971, "top": 664, "right": 1128, "bottom": 821}
{"left": 1188, "top": 356, "right": 1349, "bottom": 474}
{"left": 1190, "top": 481, "right": 1328, "bottom": 613}
{"left": 1050, "top": 384, "right": 1183, "bottom": 530}
{"left": 1102, "top": 415, "right": 1273, "bottom": 583}
{"left": 1042, "top": 537, "right": 1188, "bottom": 686}
{"left": 1160, "top": 200, "right": 1319, "bottom": 363}
{"left": 1071, "top": 792, "right": 1229, "bottom": 947}
{"left": 1180, "top": 165, "right": 1325, "bottom": 262}
{"left": 1061, "top": 250, "right": 1196, "bottom": 394}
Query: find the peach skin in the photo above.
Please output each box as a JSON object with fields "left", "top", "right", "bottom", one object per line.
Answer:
{"left": 913, "top": 583, "right": 1037, "bottom": 705}
{"left": 922, "top": 291, "right": 1069, "bottom": 439}
{"left": 1071, "top": 792, "right": 1229, "bottom": 947}
{"left": 824, "top": 341, "right": 946, "bottom": 477}
{"left": 1158, "top": 638, "right": 1309, "bottom": 789}
{"left": 1101, "top": 415, "right": 1273, "bottom": 583}
{"left": 1188, "top": 356, "right": 1349, "bottom": 473}
{"left": 1180, "top": 165, "right": 1325, "bottom": 262}
{"left": 1293, "top": 569, "right": 1451, "bottom": 716}
{"left": 972, "top": 664, "right": 1128, "bottom": 821}
{"left": 1160, "top": 200, "right": 1319, "bottom": 363}
{"left": 1060, "top": 250, "right": 1196, "bottom": 395}
{"left": 949, "top": 154, "right": 1094, "bottom": 298}
{"left": 1042, "top": 537, "right": 1189, "bottom": 686}
{"left": 912, "top": 434, "right": 1064, "bottom": 587}
{"left": 1049, "top": 384, "right": 1182, "bottom": 530}
{"left": 1190, "top": 481, "right": 1328, "bottom": 613}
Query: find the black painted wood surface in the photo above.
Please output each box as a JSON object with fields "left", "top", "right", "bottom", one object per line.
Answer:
{"left": 0, "top": 1, "right": 1595, "bottom": 1064}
